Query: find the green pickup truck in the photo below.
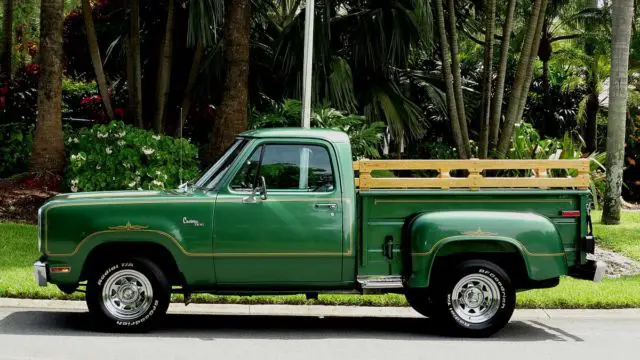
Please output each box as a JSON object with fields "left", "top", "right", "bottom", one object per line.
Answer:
{"left": 34, "top": 128, "right": 605, "bottom": 337}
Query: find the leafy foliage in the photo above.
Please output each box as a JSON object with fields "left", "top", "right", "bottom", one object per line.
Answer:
{"left": 64, "top": 121, "right": 199, "bottom": 192}
{"left": 0, "top": 123, "right": 34, "bottom": 177}
{"left": 250, "top": 99, "right": 385, "bottom": 159}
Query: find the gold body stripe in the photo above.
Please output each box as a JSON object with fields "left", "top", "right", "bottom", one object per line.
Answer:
{"left": 410, "top": 236, "right": 566, "bottom": 257}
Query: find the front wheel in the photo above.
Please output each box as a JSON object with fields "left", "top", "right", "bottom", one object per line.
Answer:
{"left": 431, "top": 260, "right": 515, "bottom": 337}
{"left": 86, "top": 258, "right": 170, "bottom": 332}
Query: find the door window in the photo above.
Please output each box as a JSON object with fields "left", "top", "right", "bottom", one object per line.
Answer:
{"left": 230, "top": 144, "right": 335, "bottom": 192}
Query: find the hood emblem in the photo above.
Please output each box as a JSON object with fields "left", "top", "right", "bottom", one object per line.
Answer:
{"left": 109, "top": 222, "right": 149, "bottom": 231}
{"left": 462, "top": 228, "right": 498, "bottom": 237}
{"left": 183, "top": 217, "right": 205, "bottom": 227}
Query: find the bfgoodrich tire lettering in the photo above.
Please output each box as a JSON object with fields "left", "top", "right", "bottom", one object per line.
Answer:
{"left": 86, "top": 258, "right": 170, "bottom": 332}
{"left": 432, "top": 260, "right": 515, "bottom": 337}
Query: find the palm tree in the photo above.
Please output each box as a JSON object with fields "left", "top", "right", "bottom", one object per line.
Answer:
{"left": 81, "top": 0, "right": 114, "bottom": 119}
{"left": 127, "top": 0, "right": 143, "bottom": 128}
{"left": 1, "top": 0, "right": 14, "bottom": 84}
{"left": 207, "top": 0, "right": 251, "bottom": 161}
{"left": 602, "top": 0, "right": 634, "bottom": 225}
{"left": 29, "top": 0, "right": 66, "bottom": 174}
{"left": 478, "top": 0, "right": 496, "bottom": 158}
{"left": 153, "top": 0, "right": 175, "bottom": 133}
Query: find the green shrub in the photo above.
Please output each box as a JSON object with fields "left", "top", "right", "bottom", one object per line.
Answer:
{"left": 65, "top": 121, "right": 199, "bottom": 192}
{"left": 0, "top": 123, "right": 34, "bottom": 177}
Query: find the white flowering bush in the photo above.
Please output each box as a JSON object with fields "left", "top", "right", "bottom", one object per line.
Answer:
{"left": 65, "top": 121, "right": 199, "bottom": 192}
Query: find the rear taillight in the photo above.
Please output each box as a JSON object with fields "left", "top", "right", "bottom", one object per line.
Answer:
{"left": 561, "top": 210, "right": 581, "bottom": 217}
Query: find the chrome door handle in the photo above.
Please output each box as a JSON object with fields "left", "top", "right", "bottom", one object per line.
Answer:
{"left": 314, "top": 203, "right": 337, "bottom": 210}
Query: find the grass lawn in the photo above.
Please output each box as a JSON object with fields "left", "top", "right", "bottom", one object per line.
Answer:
{"left": 1, "top": 211, "right": 639, "bottom": 309}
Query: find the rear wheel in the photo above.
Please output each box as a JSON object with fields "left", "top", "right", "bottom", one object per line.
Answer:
{"left": 431, "top": 260, "right": 515, "bottom": 337}
{"left": 86, "top": 258, "right": 170, "bottom": 332}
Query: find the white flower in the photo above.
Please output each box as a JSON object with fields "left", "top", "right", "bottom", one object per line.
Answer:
{"left": 96, "top": 164, "right": 101, "bottom": 170}
{"left": 97, "top": 132, "right": 108, "bottom": 138}
{"left": 116, "top": 131, "right": 126, "bottom": 138}
{"left": 128, "top": 181, "right": 137, "bottom": 188}
{"left": 117, "top": 140, "right": 126, "bottom": 147}
{"left": 123, "top": 162, "right": 131, "bottom": 169}
{"left": 71, "top": 185, "right": 78, "bottom": 193}
{"left": 135, "top": 176, "right": 141, "bottom": 182}
{"left": 66, "top": 137, "right": 73, "bottom": 144}
{"left": 112, "top": 177, "right": 116, "bottom": 181}
{"left": 73, "top": 137, "right": 79, "bottom": 143}
{"left": 142, "top": 146, "right": 155, "bottom": 155}
{"left": 105, "top": 147, "right": 113, "bottom": 155}
{"left": 152, "top": 135, "right": 161, "bottom": 141}
{"left": 70, "top": 179, "right": 79, "bottom": 186}
{"left": 152, "top": 180, "right": 165, "bottom": 188}
{"left": 71, "top": 154, "right": 77, "bottom": 161}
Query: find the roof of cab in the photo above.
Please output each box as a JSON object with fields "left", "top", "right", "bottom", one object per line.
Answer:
{"left": 239, "top": 128, "right": 350, "bottom": 143}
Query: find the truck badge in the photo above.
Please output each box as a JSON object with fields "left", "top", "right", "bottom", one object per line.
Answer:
{"left": 183, "top": 217, "right": 205, "bottom": 227}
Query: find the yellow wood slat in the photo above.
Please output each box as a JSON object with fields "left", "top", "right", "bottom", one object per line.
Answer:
{"left": 359, "top": 176, "right": 590, "bottom": 190}
{"left": 355, "top": 159, "right": 590, "bottom": 172}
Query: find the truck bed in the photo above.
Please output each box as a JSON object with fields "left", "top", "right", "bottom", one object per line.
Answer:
{"left": 357, "top": 189, "right": 591, "bottom": 278}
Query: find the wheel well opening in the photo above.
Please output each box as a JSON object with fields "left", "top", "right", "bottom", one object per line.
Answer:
{"left": 430, "top": 242, "right": 529, "bottom": 289}
{"left": 80, "top": 242, "right": 183, "bottom": 286}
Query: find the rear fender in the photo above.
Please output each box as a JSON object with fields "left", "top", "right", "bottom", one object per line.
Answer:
{"left": 406, "top": 211, "right": 568, "bottom": 288}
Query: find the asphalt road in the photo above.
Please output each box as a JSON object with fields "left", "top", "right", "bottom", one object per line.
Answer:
{"left": 0, "top": 305, "right": 639, "bottom": 360}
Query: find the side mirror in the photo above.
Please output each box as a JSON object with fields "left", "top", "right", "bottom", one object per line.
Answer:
{"left": 254, "top": 176, "right": 268, "bottom": 200}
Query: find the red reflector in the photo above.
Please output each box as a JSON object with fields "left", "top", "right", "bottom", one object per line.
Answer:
{"left": 561, "top": 211, "right": 581, "bottom": 217}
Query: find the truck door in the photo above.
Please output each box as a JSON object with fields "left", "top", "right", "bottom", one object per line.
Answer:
{"left": 213, "top": 140, "right": 344, "bottom": 285}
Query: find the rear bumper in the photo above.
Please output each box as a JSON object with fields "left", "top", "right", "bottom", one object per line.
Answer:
{"left": 33, "top": 261, "right": 48, "bottom": 287}
{"left": 569, "top": 260, "right": 607, "bottom": 282}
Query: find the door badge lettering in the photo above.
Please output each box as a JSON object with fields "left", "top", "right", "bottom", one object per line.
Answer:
{"left": 183, "top": 217, "right": 205, "bottom": 227}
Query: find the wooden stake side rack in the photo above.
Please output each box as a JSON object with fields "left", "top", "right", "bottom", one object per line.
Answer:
{"left": 353, "top": 159, "right": 591, "bottom": 190}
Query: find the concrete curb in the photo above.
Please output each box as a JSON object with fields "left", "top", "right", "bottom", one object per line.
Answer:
{"left": 1, "top": 298, "right": 639, "bottom": 320}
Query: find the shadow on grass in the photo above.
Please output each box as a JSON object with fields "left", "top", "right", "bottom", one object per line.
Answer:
{"left": 0, "top": 310, "right": 582, "bottom": 342}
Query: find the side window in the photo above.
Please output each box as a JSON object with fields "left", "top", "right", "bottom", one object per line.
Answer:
{"left": 230, "top": 146, "right": 263, "bottom": 191}
{"left": 259, "top": 144, "right": 334, "bottom": 192}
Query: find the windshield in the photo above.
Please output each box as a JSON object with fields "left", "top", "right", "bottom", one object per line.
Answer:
{"left": 194, "top": 138, "right": 250, "bottom": 189}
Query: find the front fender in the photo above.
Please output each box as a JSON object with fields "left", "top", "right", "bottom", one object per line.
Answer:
{"left": 407, "top": 211, "right": 568, "bottom": 288}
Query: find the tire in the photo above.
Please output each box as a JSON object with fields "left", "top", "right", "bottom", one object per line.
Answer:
{"left": 405, "top": 288, "right": 433, "bottom": 318}
{"left": 86, "top": 258, "right": 170, "bottom": 332}
{"left": 430, "top": 259, "right": 515, "bottom": 337}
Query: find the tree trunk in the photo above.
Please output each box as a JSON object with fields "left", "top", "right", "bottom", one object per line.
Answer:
{"left": 479, "top": 0, "right": 496, "bottom": 159}
{"left": 128, "top": 0, "right": 143, "bottom": 128}
{"left": 446, "top": 0, "right": 471, "bottom": 156}
{"left": 1, "top": 0, "right": 14, "bottom": 83}
{"left": 585, "top": 93, "right": 599, "bottom": 153}
{"left": 178, "top": 40, "right": 204, "bottom": 136}
{"left": 206, "top": 0, "right": 251, "bottom": 162}
{"left": 435, "top": 0, "right": 467, "bottom": 159}
{"left": 496, "top": 0, "right": 546, "bottom": 157}
{"left": 153, "top": 0, "right": 175, "bottom": 133}
{"left": 81, "top": 0, "right": 114, "bottom": 119}
{"left": 602, "top": 0, "right": 634, "bottom": 225}
{"left": 488, "top": 0, "right": 516, "bottom": 151}
{"left": 514, "top": 0, "right": 549, "bottom": 126}
{"left": 584, "top": 0, "right": 598, "bottom": 153}
{"left": 29, "top": 0, "right": 65, "bottom": 174}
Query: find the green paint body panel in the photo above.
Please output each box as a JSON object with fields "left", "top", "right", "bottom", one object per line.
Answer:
{"left": 38, "top": 129, "right": 593, "bottom": 294}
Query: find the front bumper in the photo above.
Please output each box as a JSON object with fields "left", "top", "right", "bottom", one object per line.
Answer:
{"left": 33, "top": 261, "right": 48, "bottom": 287}
{"left": 569, "top": 260, "right": 607, "bottom": 282}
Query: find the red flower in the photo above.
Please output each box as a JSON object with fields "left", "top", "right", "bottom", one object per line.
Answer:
{"left": 80, "top": 95, "right": 102, "bottom": 105}
{"left": 24, "top": 63, "right": 40, "bottom": 74}
{"left": 114, "top": 107, "right": 126, "bottom": 118}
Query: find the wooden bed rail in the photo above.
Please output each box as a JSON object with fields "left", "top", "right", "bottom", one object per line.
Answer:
{"left": 353, "top": 159, "right": 591, "bottom": 190}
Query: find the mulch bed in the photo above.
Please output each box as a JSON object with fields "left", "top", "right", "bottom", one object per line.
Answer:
{"left": 0, "top": 173, "right": 60, "bottom": 224}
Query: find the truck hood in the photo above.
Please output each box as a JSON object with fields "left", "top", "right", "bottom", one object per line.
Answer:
{"left": 52, "top": 190, "right": 178, "bottom": 201}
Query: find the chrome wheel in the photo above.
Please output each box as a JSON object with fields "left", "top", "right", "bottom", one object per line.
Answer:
{"left": 451, "top": 273, "right": 501, "bottom": 324}
{"left": 101, "top": 269, "right": 154, "bottom": 320}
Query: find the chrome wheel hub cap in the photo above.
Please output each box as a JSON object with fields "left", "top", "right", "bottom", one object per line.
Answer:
{"left": 451, "top": 273, "right": 501, "bottom": 324}
{"left": 102, "top": 269, "right": 153, "bottom": 320}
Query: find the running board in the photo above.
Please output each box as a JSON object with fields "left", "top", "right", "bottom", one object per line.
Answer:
{"left": 357, "top": 276, "right": 404, "bottom": 291}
